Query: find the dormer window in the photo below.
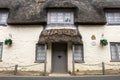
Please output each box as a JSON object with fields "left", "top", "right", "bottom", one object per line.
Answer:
{"left": 48, "top": 10, "right": 74, "bottom": 24}
{"left": 0, "top": 9, "right": 8, "bottom": 25}
{"left": 106, "top": 9, "right": 120, "bottom": 25}
{"left": 46, "top": 10, "right": 76, "bottom": 30}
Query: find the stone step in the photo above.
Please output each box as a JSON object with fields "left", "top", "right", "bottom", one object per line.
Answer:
{"left": 49, "top": 73, "right": 71, "bottom": 77}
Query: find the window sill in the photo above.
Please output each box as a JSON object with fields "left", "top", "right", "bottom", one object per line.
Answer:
{"left": 106, "top": 24, "right": 120, "bottom": 26}
{"left": 34, "top": 61, "right": 45, "bottom": 63}
{"left": 0, "top": 60, "right": 2, "bottom": 62}
{"left": 45, "top": 24, "right": 76, "bottom": 30}
{"left": 110, "top": 60, "right": 120, "bottom": 62}
{"left": 0, "top": 24, "right": 7, "bottom": 26}
{"left": 74, "top": 61, "right": 85, "bottom": 63}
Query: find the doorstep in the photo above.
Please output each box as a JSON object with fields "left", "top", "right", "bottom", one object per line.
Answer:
{"left": 49, "top": 73, "right": 71, "bottom": 77}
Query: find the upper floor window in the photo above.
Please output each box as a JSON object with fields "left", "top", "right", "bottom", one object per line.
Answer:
{"left": 48, "top": 10, "right": 74, "bottom": 24}
{"left": 106, "top": 10, "right": 120, "bottom": 25}
{"left": 110, "top": 42, "right": 120, "bottom": 62}
{"left": 0, "top": 10, "right": 8, "bottom": 25}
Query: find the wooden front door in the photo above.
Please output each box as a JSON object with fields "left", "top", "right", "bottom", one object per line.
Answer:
{"left": 52, "top": 43, "right": 67, "bottom": 73}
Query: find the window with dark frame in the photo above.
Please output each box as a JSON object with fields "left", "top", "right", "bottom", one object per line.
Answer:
{"left": 106, "top": 10, "right": 120, "bottom": 25}
{"left": 0, "top": 43, "right": 3, "bottom": 61}
{"left": 73, "top": 44, "right": 84, "bottom": 63}
{"left": 110, "top": 43, "right": 120, "bottom": 62}
{"left": 35, "top": 44, "right": 46, "bottom": 63}
{"left": 0, "top": 10, "right": 8, "bottom": 25}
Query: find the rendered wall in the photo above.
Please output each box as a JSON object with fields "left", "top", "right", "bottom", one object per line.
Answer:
{"left": 0, "top": 25, "right": 120, "bottom": 73}
{"left": 73, "top": 25, "right": 120, "bottom": 71}
{"left": 0, "top": 25, "right": 46, "bottom": 72}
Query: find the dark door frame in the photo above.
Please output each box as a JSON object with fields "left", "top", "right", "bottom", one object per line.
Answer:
{"left": 51, "top": 43, "right": 68, "bottom": 73}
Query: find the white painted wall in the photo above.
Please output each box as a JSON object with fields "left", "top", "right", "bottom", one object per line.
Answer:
{"left": 0, "top": 25, "right": 45, "bottom": 71}
{"left": 73, "top": 25, "right": 120, "bottom": 71}
{"left": 0, "top": 25, "right": 120, "bottom": 73}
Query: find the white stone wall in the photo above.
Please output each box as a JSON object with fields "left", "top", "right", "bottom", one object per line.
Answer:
{"left": 0, "top": 25, "right": 45, "bottom": 72}
{"left": 0, "top": 25, "right": 120, "bottom": 73}
{"left": 73, "top": 25, "right": 120, "bottom": 71}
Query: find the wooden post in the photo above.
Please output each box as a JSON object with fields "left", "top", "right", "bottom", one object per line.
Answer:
{"left": 14, "top": 65, "right": 18, "bottom": 75}
{"left": 72, "top": 44, "right": 75, "bottom": 75}
{"left": 102, "top": 62, "right": 105, "bottom": 75}
{"left": 44, "top": 61, "right": 46, "bottom": 76}
{"left": 44, "top": 44, "right": 47, "bottom": 76}
{"left": 72, "top": 61, "right": 75, "bottom": 75}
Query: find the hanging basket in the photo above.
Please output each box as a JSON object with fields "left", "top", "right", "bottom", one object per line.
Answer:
{"left": 4, "top": 39, "right": 12, "bottom": 46}
{"left": 100, "top": 39, "right": 108, "bottom": 46}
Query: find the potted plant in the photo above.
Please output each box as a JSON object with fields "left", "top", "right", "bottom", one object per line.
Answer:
{"left": 4, "top": 39, "right": 12, "bottom": 46}
{"left": 100, "top": 39, "right": 108, "bottom": 46}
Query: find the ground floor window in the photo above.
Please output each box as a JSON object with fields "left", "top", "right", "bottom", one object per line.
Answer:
{"left": 0, "top": 42, "right": 3, "bottom": 61}
{"left": 35, "top": 44, "right": 46, "bottom": 63}
{"left": 110, "top": 42, "right": 120, "bottom": 62}
{"left": 73, "top": 44, "right": 84, "bottom": 63}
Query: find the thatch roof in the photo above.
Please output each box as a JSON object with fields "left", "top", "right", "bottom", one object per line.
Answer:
{"left": 38, "top": 29, "right": 82, "bottom": 44}
{"left": 0, "top": 0, "right": 120, "bottom": 25}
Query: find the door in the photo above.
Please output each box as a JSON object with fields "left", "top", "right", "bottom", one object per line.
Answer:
{"left": 52, "top": 43, "right": 67, "bottom": 73}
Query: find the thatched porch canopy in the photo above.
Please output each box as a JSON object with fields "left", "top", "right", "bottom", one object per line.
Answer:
{"left": 38, "top": 29, "right": 82, "bottom": 44}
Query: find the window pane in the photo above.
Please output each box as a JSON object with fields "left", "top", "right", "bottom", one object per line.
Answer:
{"left": 50, "top": 13, "right": 57, "bottom": 23}
{"left": 64, "top": 13, "right": 71, "bottom": 23}
{"left": 57, "top": 13, "right": 64, "bottom": 23}
{"left": 0, "top": 44, "right": 2, "bottom": 60}
{"left": 111, "top": 45, "right": 117, "bottom": 60}
{"left": 117, "top": 45, "right": 120, "bottom": 60}
{"left": 36, "top": 44, "right": 46, "bottom": 62}
{"left": 73, "top": 45, "right": 83, "bottom": 62}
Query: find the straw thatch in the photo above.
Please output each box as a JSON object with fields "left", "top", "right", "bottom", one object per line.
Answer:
{"left": 0, "top": 0, "right": 120, "bottom": 25}
{"left": 38, "top": 29, "right": 82, "bottom": 44}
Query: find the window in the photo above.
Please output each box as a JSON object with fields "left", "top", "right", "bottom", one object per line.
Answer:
{"left": 0, "top": 10, "right": 8, "bottom": 25}
{"left": 106, "top": 10, "right": 120, "bottom": 25}
{"left": 73, "top": 44, "right": 84, "bottom": 63}
{"left": 110, "top": 43, "right": 120, "bottom": 61}
{"left": 48, "top": 11, "right": 74, "bottom": 24}
{"left": 0, "top": 43, "right": 3, "bottom": 61}
{"left": 35, "top": 44, "right": 46, "bottom": 63}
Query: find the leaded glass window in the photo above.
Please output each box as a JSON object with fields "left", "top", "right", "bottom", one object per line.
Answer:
{"left": 106, "top": 10, "right": 120, "bottom": 25}
{"left": 110, "top": 43, "right": 120, "bottom": 61}
{"left": 48, "top": 11, "right": 73, "bottom": 24}
{"left": 73, "top": 44, "right": 84, "bottom": 63}
{"left": 36, "top": 44, "right": 46, "bottom": 63}
{"left": 0, "top": 10, "right": 8, "bottom": 25}
{"left": 0, "top": 43, "right": 3, "bottom": 61}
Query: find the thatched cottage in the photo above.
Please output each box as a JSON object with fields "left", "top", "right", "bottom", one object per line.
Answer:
{"left": 0, "top": 0, "right": 120, "bottom": 75}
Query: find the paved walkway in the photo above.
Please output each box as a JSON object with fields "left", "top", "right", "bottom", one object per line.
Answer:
{"left": 0, "top": 75, "right": 120, "bottom": 80}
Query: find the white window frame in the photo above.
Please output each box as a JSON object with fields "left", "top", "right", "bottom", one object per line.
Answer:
{"left": 35, "top": 44, "right": 46, "bottom": 63}
{"left": 0, "top": 42, "right": 3, "bottom": 62}
{"left": 106, "top": 10, "right": 120, "bottom": 25}
{"left": 47, "top": 10, "right": 74, "bottom": 24}
{"left": 0, "top": 10, "right": 8, "bottom": 25}
{"left": 73, "top": 44, "right": 84, "bottom": 63}
{"left": 110, "top": 42, "right": 120, "bottom": 62}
